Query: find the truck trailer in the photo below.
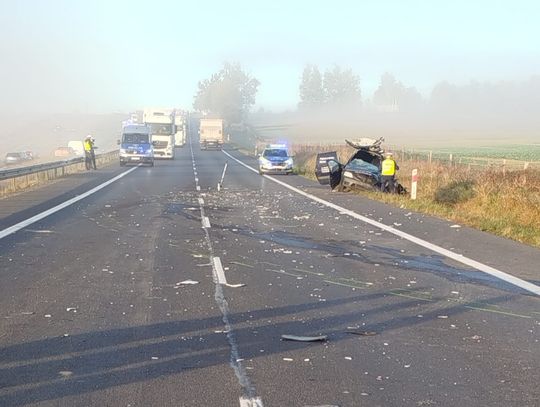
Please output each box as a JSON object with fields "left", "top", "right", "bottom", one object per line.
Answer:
{"left": 199, "top": 118, "right": 224, "bottom": 150}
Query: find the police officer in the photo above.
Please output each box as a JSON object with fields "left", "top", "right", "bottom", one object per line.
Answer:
{"left": 84, "top": 135, "right": 97, "bottom": 170}
{"left": 380, "top": 152, "right": 399, "bottom": 193}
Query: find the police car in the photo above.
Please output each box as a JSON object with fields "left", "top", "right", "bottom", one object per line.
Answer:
{"left": 258, "top": 144, "right": 294, "bottom": 175}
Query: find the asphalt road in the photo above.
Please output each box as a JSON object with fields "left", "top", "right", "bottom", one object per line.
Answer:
{"left": 0, "top": 136, "right": 539, "bottom": 407}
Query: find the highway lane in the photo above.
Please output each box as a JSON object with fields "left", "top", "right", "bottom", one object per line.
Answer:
{"left": 0, "top": 138, "right": 539, "bottom": 406}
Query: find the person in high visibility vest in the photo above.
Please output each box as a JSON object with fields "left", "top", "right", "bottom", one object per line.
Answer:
{"left": 380, "top": 152, "right": 399, "bottom": 193}
{"left": 84, "top": 135, "right": 97, "bottom": 170}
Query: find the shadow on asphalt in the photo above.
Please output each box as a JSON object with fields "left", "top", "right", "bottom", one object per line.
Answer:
{"left": 0, "top": 292, "right": 513, "bottom": 406}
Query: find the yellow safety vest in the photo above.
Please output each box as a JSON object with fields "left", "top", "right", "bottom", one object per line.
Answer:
{"left": 84, "top": 140, "right": 92, "bottom": 152}
{"left": 381, "top": 158, "right": 396, "bottom": 176}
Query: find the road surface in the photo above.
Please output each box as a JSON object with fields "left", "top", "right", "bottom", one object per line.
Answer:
{"left": 0, "top": 136, "right": 539, "bottom": 407}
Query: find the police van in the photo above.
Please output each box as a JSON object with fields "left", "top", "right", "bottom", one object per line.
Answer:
{"left": 119, "top": 124, "right": 154, "bottom": 167}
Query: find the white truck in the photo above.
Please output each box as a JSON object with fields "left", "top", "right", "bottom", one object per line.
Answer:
{"left": 199, "top": 118, "right": 224, "bottom": 150}
{"left": 174, "top": 110, "right": 187, "bottom": 147}
{"left": 143, "top": 108, "right": 175, "bottom": 159}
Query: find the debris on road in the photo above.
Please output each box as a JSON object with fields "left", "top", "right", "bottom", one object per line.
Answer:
{"left": 66, "top": 307, "right": 78, "bottom": 312}
{"left": 176, "top": 280, "right": 199, "bottom": 285}
{"left": 345, "top": 330, "right": 377, "bottom": 336}
{"left": 281, "top": 334, "right": 327, "bottom": 342}
{"left": 283, "top": 357, "right": 294, "bottom": 361}
{"left": 226, "top": 283, "right": 246, "bottom": 288}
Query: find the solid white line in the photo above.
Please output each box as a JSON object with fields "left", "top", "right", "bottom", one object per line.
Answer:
{"left": 222, "top": 150, "right": 540, "bottom": 296}
{"left": 0, "top": 167, "right": 139, "bottom": 240}
{"left": 212, "top": 256, "right": 227, "bottom": 285}
{"left": 239, "top": 397, "right": 264, "bottom": 407}
{"left": 202, "top": 216, "right": 211, "bottom": 229}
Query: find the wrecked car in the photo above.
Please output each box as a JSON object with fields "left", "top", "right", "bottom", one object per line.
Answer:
{"left": 315, "top": 137, "right": 406, "bottom": 194}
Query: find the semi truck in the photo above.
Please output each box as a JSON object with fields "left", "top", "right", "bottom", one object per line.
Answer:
{"left": 143, "top": 108, "right": 175, "bottom": 159}
{"left": 174, "top": 110, "right": 187, "bottom": 147}
{"left": 199, "top": 118, "right": 224, "bottom": 150}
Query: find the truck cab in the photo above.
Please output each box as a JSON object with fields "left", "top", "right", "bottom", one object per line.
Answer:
{"left": 143, "top": 108, "right": 175, "bottom": 159}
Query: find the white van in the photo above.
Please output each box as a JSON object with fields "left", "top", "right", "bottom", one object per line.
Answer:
{"left": 68, "top": 140, "right": 85, "bottom": 156}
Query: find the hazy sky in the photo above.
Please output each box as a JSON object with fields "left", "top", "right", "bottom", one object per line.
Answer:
{"left": 1, "top": 0, "right": 539, "bottom": 113}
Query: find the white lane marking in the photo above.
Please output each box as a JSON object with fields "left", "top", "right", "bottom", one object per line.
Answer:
{"left": 222, "top": 150, "right": 540, "bottom": 296}
{"left": 239, "top": 397, "right": 264, "bottom": 407}
{"left": 191, "top": 138, "right": 261, "bottom": 405}
{"left": 196, "top": 185, "right": 201, "bottom": 191}
{"left": 0, "top": 167, "right": 139, "bottom": 241}
{"left": 202, "top": 216, "right": 211, "bottom": 229}
{"left": 195, "top": 177, "right": 199, "bottom": 182}
{"left": 212, "top": 256, "right": 227, "bottom": 285}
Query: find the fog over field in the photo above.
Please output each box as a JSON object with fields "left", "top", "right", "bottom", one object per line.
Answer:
{"left": 1, "top": 1, "right": 539, "bottom": 156}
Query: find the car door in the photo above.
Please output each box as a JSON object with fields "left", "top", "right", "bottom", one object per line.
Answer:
{"left": 315, "top": 151, "right": 342, "bottom": 188}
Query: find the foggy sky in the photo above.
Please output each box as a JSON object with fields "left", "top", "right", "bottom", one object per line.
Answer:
{"left": 1, "top": 0, "right": 539, "bottom": 114}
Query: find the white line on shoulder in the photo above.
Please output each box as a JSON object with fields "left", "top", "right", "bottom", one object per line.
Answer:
{"left": 222, "top": 150, "right": 540, "bottom": 296}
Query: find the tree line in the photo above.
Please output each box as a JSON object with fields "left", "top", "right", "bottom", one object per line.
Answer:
{"left": 193, "top": 62, "right": 540, "bottom": 122}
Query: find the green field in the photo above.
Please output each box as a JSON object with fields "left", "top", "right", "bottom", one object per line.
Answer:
{"left": 428, "top": 144, "right": 540, "bottom": 161}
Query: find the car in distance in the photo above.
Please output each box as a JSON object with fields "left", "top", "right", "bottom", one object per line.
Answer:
{"left": 4, "top": 152, "right": 26, "bottom": 165}
{"left": 258, "top": 144, "right": 294, "bottom": 175}
{"left": 54, "top": 146, "right": 77, "bottom": 158}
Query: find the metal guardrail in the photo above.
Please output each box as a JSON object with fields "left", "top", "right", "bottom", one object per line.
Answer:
{"left": 0, "top": 151, "right": 119, "bottom": 198}
{"left": 0, "top": 157, "right": 85, "bottom": 181}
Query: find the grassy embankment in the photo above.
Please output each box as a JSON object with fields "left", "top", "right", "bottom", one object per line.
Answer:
{"left": 293, "top": 144, "right": 540, "bottom": 248}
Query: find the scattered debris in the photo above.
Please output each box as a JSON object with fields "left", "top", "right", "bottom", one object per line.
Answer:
{"left": 450, "top": 224, "right": 461, "bottom": 228}
{"left": 66, "top": 307, "right": 78, "bottom": 312}
{"left": 281, "top": 334, "right": 327, "bottom": 342}
{"left": 177, "top": 280, "right": 199, "bottom": 285}
{"left": 44, "top": 314, "right": 52, "bottom": 318}
{"left": 59, "top": 371, "right": 73, "bottom": 377}
{"left": 346, "top": 330, "right": 377, "bottom": 336}
{"left": 344, "top": 356, "right": 353, "bottom": 360}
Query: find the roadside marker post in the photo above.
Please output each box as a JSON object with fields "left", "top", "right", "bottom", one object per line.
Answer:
{"left": 411, "top": 168, "right": 418, "bottom": 200}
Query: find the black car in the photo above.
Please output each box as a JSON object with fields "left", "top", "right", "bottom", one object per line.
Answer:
{"left": 315, "top": 138, "right": 406, "bottom": 194}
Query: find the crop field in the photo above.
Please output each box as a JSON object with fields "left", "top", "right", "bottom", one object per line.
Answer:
{"left": 420, "top": 144, "right": 540, "bottom": 161}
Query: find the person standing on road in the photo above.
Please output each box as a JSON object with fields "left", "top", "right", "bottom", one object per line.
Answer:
{"left": 380, "top": 152, "right": 399, "bottom": 193}
{"left": 84, "top": 135, "right": 97, "bottom": 170}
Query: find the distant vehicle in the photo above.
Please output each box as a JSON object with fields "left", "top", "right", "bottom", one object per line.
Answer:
{"left": 4, "top": 152, "right": 26, "bottom": 165}
{"left": 174, "top": 110, "right": 186, "bottom": 147}
{"left": 258, "top": 144, "right": 294, "bottom": 175}
{"left": 119, "top": 124, "right": 154, "bottom": 167}
{"left": 315, "top": 137, "right": 406, "bottom": 194}
{"left": 54, "top": 147, "right": 77, "bottom": 158}
{"left": 68, "top": 140, "right": 85, "bottom": 156}
{"left": 143, "top": 108, "right": 175, "bottom": 159}
{"left": 199, "top": 118, "right": 224, "bottom": 150}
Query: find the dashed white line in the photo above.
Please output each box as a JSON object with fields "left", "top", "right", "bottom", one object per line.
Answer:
{"left": 202, "top": 216, "right": 211, "bottom": 229}
{"left": 189, "top": 137, "right": 262, "bottom": 406}
{"left": 222, "top": 150, "right": 540, "bottom": 296}
{"left": 239, "top": 397, "right": 264, "bottom": 407}
{"left": 0, "top": 166, "right": 139, "bottom": 241}
{"left": 212, "top": 256, "right": 228, "bottom": 285}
